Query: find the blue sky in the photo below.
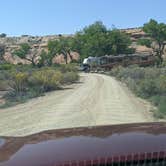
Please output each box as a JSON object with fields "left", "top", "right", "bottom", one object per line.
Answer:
{"left": 0, "top": 0, "right": 165, "bottom": 36}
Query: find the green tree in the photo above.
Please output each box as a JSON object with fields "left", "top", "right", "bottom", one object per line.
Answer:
{"left": 13, "top": 43, "right": 37, "bottom": 66}
{"left": 13, "top": 43, "right": 30, "bottom": 58}
{"left": 142, "top": 19, "right": 166, "bottom": 63}
{"left": 73, "top": 21, "right": 134, "bottom": 60}
{"left": 106, "top": 29, "right": 134, "bottom": 55}
{"left": 73, "top": 21, "right": 108, "bottom": 59}
{"left": 37, "top": 50, "right": 48, "bottom": 67}
{"left": 56, "top": 37, "right": 73, "bottom": 64}
{"left": 47, "top": 40, "right": 59, "bottom": 65}
{"left": 48, "top": 37, "right": 74, "bottom": 64}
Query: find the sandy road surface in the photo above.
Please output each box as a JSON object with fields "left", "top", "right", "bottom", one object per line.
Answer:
{"left": 0, "top": 73, "right": 154, "bottom": 136}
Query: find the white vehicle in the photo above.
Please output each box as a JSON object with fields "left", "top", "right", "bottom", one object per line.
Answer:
{"left": 82, "top": 56, "right": 100, "bottom": 72}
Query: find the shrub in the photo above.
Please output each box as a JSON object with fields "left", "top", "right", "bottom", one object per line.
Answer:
{"left": 27, "top": 87, "right": 44, "bottom": 98}
{"left": 110, "top": 65, "right": 145, "bottom": 81}
{"left": 1, "top": 65, "right": 79, "bottom": 107}
{"left": 120, "top": 66, "right": 145, "bottom": 80}
{"left": 125, "top": 77, "right": 138, "bottom": 92}
{"left": 137, "top": 79, "right": 158, "bottom": 97}
{"left": 59, "top": 64, "right": 77, "bottom": 73}
{"left": 70, "top": 59, "right": 79, "bottom": 63}
{"left": 153, "top": 96, "right": 166, "bottom": 118}
{"left": 150, "top": 95, "right": 161, "bottom": 106}
{"left": 13, "top": 64, "right": 37, "bottom": 73}
{"left": 109, "top": 66, "right": 166, "bottom": 118}
{"left": 28, "top": 69, "right": 62, "bottom": 92}
{"left": 62, "top": 72, "right": 79, "bottom": 84}
{"left": 156, "top": 75, "right": 166, "bottom": 94}
{"left": 161, "top": 60, "right": 166, "bottom": 67}
{"left": 0, "top": 70, "right": 12, "bottom": 80}
{"left": 109, "top": 66, "right": 123, "bottom": 77}
{"left": 0, "top": 63, "right": 14, "bottom": 70}
{"left": 153, "top": 110, "right": 165, "bottom": 119}
{"left": 10, "top": 72, "right": 28, "bottom": 94}
{"left": 4, "top": 81, "right": 44, "bottom": 104}
{"left": 158, "top": 96, "right": 166, "bottom": 114}
{"left": 0, "top": 81, "right": 9, "bottom": 91}
{"left": 144, "top": 67, "right": 160, "bottom": 79}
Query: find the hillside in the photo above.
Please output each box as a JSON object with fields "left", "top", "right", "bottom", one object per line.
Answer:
{"left": 0, "top": 28, "right": 165, "bottom": 64}
{"left": 0, "top": 34, "right": 79, "bottom": 64}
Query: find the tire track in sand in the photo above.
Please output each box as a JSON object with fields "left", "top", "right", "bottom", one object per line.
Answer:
{"left": 0, "top": 73, "right": 154, "bottom": 136}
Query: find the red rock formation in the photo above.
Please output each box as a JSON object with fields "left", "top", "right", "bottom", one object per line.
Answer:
{"left": 52, "top": 51, "right": 79, "bottom": 64}
{"left": 3, "top": 52, "right": 30, "bottom": 64}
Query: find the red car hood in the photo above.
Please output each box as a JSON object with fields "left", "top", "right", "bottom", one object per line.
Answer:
{"left": 0, "top": 122, "right": 166, "bottom": 166}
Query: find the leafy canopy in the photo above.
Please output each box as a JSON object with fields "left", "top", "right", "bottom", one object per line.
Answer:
{"left": 48, "top": 37, "right": 74, "bottom": 64}
{"left": 13, "top": 43, "right": 31, "bottom": 59}
{"left": 137, "top": 38, "right": 152, "bottom": 48}
{"left": 73, "top": 21, "right": 134, "bottom": 59}
{"left": 140, "top": 19, "right": 166, "bottom": 63}
{"left": 143, "top": 19, "right": 166, "bottom": 44}
{"left": 106, "top": 29, "right": 133, "bottom": 55}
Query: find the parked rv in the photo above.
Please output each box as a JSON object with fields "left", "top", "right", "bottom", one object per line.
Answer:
{"left": 82, "top": 54, "right": 155, "bottom": 72}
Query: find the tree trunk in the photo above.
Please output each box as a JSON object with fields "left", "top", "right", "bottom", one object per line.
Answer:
{"left": 32, "top": 60, "right": 36, "bottom": 67}
{"left": 65, "top": 55, "right": 68, "bottom": 64}
{"left": 158, "top": 43, "right": 164, "bottom": 64}
{"left": 25, "top": 57, "right": 36, "bottom": 67}
{"left": 62, "top": 50, "right": 68, "bottom": 64}
{"left": 68, "top": 51, "right": 73, "bottom": 62}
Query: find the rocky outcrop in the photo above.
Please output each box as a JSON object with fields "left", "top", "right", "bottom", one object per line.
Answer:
{"left": 133, "top": 45, "right": 152, "bottom": 54}
{"left": 1, "top": 34, "right": 78, "bottom": 64}
{"left": 4, "top": 52, "right": 30, "bottom": 65}
{"left": 1, "top": 28, "right": 165, "bottom": 64}
{"left": 52, "top": 51, "right": 79, "bottom": 64}
{"left": 122, "top": 28, "right": 159, "bottom": 56}
{"left": 121, "top": 28, "right": 148, "bottom": 41}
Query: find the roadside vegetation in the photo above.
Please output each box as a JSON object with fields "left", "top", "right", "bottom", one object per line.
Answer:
{"left": 11, "top": 21, "right": 135, "bottom": 66}
{"left": 109, "top": 64, "right": 166, "bottom": 118}
{"left": 109, "top": 19, "right": 166, "bottom": 119}
{"left": 106, "top": 19, "right": 166, "bottom": 119}
{"left": 0, "top": 21, "right": 134, "bottom": 108}
{"left": 0, "top": 63, "right": 79, "bottom": 108}
{"left": 0, "top": 19, "right": 166, "bottom": 112}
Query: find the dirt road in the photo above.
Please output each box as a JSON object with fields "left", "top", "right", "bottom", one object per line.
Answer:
{"left": 0, "top": 73, "right": 154, "bottom": 136}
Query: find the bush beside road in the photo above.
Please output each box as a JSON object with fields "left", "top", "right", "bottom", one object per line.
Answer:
{"left": 0, "top": 63, "right": 79, "bottom": 108}
{"left": 109, "top": 65, "right": 166, "bottom": 118}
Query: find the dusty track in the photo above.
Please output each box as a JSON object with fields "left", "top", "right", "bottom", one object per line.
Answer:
{"left": 0, "top": 73, "right": 154, "bottom": 136}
